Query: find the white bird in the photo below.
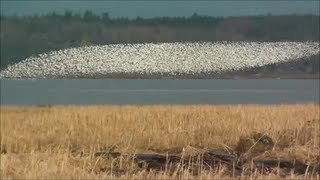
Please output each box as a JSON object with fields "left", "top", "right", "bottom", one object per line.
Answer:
{"left": 0, "top": 41, "right": 318, "bottom": 79}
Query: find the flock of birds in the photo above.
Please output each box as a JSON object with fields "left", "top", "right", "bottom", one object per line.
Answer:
{"left": 0, "top": 42, "right": 319, "bottom": 79}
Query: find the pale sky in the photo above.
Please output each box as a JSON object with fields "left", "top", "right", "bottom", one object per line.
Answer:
{"left": 1, "top": 0, "right": 319, "bottom": 18}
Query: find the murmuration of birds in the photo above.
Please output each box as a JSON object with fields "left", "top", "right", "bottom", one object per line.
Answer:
{"left": 0, "top": 42, "right": 319, "bottom": 79}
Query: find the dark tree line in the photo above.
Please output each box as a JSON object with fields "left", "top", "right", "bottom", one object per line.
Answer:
{"left": 0, "top": 11, "right": 319, "bottom": 69}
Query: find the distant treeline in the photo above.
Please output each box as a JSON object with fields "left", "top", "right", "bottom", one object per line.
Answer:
{"left": 1, "top": 11, "right": 319, "bottom": 69}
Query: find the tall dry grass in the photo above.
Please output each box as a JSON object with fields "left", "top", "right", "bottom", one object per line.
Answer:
{"left": 1, "top": 104, "right": 319, "bottom": 179}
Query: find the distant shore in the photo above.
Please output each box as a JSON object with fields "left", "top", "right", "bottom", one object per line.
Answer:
{"left": 1, "top": 13, "right": 319, "bottom": 70}
{"left": 214, "top": 53, "right": 320, "bottom": 79}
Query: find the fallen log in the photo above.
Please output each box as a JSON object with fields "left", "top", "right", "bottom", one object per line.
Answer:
{"left": 253, "top": 159, "right": 320, "bottom": 174}
{"left": 89, "top": 150, "right": 319, "bottom": 176}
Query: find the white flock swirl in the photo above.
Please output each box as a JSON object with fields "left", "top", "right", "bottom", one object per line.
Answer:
{"left": 0, "top": 42, "right": 319, "bottom": 79}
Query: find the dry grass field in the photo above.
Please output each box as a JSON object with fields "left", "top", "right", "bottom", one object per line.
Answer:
{"left": 0, "top": 104, "right": 319, "bottom": 179}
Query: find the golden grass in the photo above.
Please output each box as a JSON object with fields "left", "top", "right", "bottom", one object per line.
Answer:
{"left": 1, "top": 104, "right": 319, "bottom": 179}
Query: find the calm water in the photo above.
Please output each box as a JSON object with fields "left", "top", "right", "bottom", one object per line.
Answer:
{"left": 0, "top": 79, "right": 319, "bottom": 106}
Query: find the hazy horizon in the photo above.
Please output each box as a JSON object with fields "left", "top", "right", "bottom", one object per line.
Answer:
{"left": 1, "top": 1, "right": 319, "bottom": 18}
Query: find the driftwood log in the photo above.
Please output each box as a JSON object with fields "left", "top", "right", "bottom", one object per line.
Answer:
{"left": 90, "top": 150, "right": 319, "bottom": 176}
{"left": 75, "top": 133, "right": 319, "bottom": 176}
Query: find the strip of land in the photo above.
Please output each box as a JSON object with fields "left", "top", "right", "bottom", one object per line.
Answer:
{"left": 218, "top": 54, "right": 320, "bottom": 79}
{"left": 1, "top": 14, "right": 319, "bottom": 70}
